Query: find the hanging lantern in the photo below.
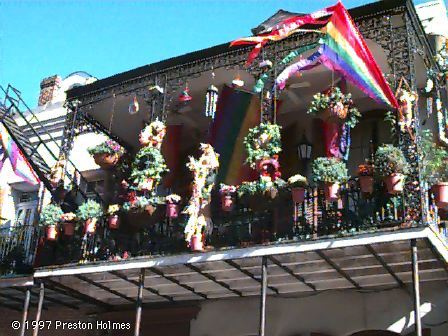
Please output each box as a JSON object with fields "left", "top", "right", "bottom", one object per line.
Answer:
{"left": 205, "top": 85, "right": 219, "bottom": 119}
{"left": 128, "top": 95, "right": 139, "bottom": 115}
{"left": 179, "top": 84, "right": 192, "bottom": 102}
{"left": 232, "top": 75, "right": 244, "bottom": 88}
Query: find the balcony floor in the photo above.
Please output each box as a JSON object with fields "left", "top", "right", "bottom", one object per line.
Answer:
{"left": 1, "top": 226, "right": 447, "bottom": 311}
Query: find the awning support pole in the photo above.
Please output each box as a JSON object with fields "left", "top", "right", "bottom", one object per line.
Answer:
{"left": 134, "top": 268, "right": 145, "bottom": 336}
{"left": 411, "top": 239, "right": 422, "bottom": 336}
{"left": 32, "top": 282, "right": 45, "bottom": 336}
{"left": 259, "top": 256, "right": 268, "bottom": 336}
{"left": 19, "top": 287, "right": 31, "bottom": 336}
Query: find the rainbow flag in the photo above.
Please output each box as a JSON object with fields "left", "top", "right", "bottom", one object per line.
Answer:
{"left": 319, "top": 2, "right": 398, "bottom": 109}
{"left": 0, "top": 123, "right": 40, "bottom": 185}
{"left": 209, "top": 85, "right": 260, "bottom": 185}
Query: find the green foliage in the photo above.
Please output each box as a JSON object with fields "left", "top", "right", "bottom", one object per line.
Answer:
{"left": 39, "top": 204, "right": 63, "bottom": 227}
{"left": 237, "top": 177, "right": 286, "bottom": 198}
{"left": 87, "top": 139, "right": 124, "bottom": 156}
{"left": 76, "top": 200, "right": 103, "bottom": 221}
{"left": 244, "top": 123, "right": 282, "bottom": 168}
{"left": 307, "top": 87, "right": 361, "bottom": 128}
{"left": 420, "top": 130, "right": 448, "bottom": 184}
{"left": 129, "top": 146, "right": 169, "bottom": 190}
{"left": 311, "top": 157, "right": 349, "bottom": 183}
{"left": 374, "top": 144, "right": 410, "bottom": 177}
{"left": 384, "top": 111, "right": 398, "bottom": 142}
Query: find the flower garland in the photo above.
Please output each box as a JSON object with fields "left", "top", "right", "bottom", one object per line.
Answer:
{"left": 307, "top": 87, "right": 361, "bottom": 128}
{"left": 184, "top": 144, "right": 219, "bottom": 243}
{"left": 244, "top": 123, "right": 282, "bottom": 169}
{"left": 396, "top": 89, "right": 417, "bottom": 132}
{"left": 139, "top": 120, "right": 166, "bottom": 149}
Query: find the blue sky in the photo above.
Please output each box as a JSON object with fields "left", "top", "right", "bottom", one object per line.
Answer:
{"left": 0, "top": 0, "right": 440, "bottom": 106}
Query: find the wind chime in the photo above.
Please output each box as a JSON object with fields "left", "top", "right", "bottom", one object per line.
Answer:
{"left": 179, "top": 82, "right": 192, "bottom": 102}
{"left": 205, "top": 70, "right": 219, "bottom": 119}
{"left": 128, "top": 94, "right": 139, "bottom": 115}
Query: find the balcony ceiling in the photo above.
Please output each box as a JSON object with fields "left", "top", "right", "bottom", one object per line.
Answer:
{"left": 0, "top": 227, "right": 443, "bottom": 311}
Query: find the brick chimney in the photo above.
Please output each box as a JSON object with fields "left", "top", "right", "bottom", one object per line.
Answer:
{"left": 38, "top": 75, "right": 61, "bottom": 106}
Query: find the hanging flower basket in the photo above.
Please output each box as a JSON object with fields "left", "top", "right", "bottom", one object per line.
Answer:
{"left": 46, "top": 225, "right": 58, "bottom": 241}
{"left": 93, "top": 153, "right": 119, "bottom": 169}
{"left": 432, "top": 182, "right": 448, "bottom": 208}
{"left": 139, "top": 121, "right": 167, "bottom": 148}
{"left": 307, "top": 87, "right": 361, "bottom": 128}
{"left": 107, "top": 215, "right": 120, "bottom": 229}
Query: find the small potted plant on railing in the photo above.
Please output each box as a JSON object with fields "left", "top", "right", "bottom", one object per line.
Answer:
{"left": 106, "top": 204, "right": 120, "bottom": 229}
{"left": 357, "top": 162, "right": 374, "bottom": 194}
{"left": 88, "top": 139, "right": 125, "bottom": 170}
{"left": 60, "top": 212, "right": 76, "bottom": 236}
{"left": 238, "top": 176, "right": 287, "bottom": 211}
{"left": 165, "top": 194, "right": 181, "bottom": 219}
{"left": 219, "top": 184, "right": 237, "bottom": 212}
{"left": 307, "top": 87, "right": 361, "bottom": 128}
{"left": 312, "top": 157, "right": 349, "bottom": 201}
{"left": 374, "top": 144, "right": 409, "bottom": 194}
{"left": 39, "top": 204, "right": 63, "bottom": 241}
{"left": 287, "top": 174, "right": 308, "bottom": 203}
{"left": 76, "top": 199, "right": 104, "bottom": 234}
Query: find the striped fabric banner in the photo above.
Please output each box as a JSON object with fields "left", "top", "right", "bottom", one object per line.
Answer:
{"left": 208, "top": 85, "right": 260, "bottom": 185}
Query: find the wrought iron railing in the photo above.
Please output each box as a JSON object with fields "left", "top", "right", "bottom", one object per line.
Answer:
{"left": 0, "top": 224, "right": 42, "bottom": 276}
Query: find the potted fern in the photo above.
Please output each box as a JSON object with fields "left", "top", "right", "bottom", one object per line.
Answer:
{"left": 76, "top": 200, "right": 103, "bottom": 234}
{"left": 312, "top": 157, "right": 349, "bottom": 201}
{"left": 374, "top": 145, "right": 409, "bottom": 194}
{"left": 287, "top": 174, "right": 308, "bottom": 203}
{"left": 39, "top": 204, "right": 63, "bottom": 241}
{"left": 88, "top": 139, "right": 125, "bottom": 170}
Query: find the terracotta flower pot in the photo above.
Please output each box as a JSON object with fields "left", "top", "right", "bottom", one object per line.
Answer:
{"left": 63, "top": 222, "right": 75, "bottom": 236}
{"left": 166, "top": 203, "right": 179, "bottom": 218}
{"left": 190, "top": 235, "right": 204, "bottom": 252}
{"left": 432, "top": 182, "right": 448, "bottom": 208}
{"left": 93, "top": 153, "right": 119, "bottom": 170}
{"left": 46, "top": 225, "right": 58, "bottom": 241}
{"left": 221, "top": 195, "right": 234, "bottom": 212}
{"left": 384, "top": 174, "right": 405, "bottom": 194}
{"left": 359, "top": 176, "right": 374, "bottom": 194}
{"left": 291, "top": 187, "right": 305, "bottom": 203}
{"left": 324, "top": 182, "right": 340, "bottom": 201}
{"left": 108, "top": 215, "right": 120, "bottom": 229}
{"left": 84, "top": 218, "right": 97, "bottom": 234}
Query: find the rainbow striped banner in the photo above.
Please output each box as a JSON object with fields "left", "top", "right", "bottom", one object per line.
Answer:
{"left": 208, "top": 85, "right": 260, "bottom": 185}
{"left": 319, "top": 2, "right": 398, "bottom": 109}
{"left": 0, "top": 123, "right": 40, "bottom": 185}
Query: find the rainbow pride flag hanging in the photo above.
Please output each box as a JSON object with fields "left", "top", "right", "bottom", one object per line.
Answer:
{"left": 319, "top": 2, "right": 398, "bottom": 109}
{"left": 208, "top": 85, "right": 260, "bottom": 185}
{"left": 0, "top": 123, "right": 40, "bottom": 185}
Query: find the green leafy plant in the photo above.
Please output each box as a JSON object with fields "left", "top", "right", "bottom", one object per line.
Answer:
{"left": 87, "top": 139, "right": 125, "bottom": 156}
{"left": 244, "top": 123, "right": 282, "bottom": 168}
{"left": 312, "top": 157, "right": 349, "bottom": 183}
{"left": 39, "top": 204, "right": 63, "bottom": 227}
{"left": 420, "top": 130, "right": 448, "bottom": 185}
{"left": 129, "top": 146, "right": 168, "bottom": 190}
{"left": 308, "top": 87, "right": 361, "bottom": 128}
{"left": 76, "top": 200, "right": 103, "bottom": 221}
{"left": 237, "top": 177, "right": 286, "bottom": 198}
{"left": 374, "top": 144, "right": 410, "bottom": 177}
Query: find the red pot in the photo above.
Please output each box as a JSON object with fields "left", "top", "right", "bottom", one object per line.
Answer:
{"left": 432, "top": 182, "right": 448, "bottom": 208}
{"left": 46, "top": 225, "right": 58, "bottom": 241}
{"left": 166, "top": 203, "right": 179, "bottom": 218}
{"left": 359, "top": 176, "right": 374, "bottom": 194}
{"left": 221, "top": 195, "right": 234, "bottom": 212}
{"left": 63, "top": 222, "right": 75, "bottom": 236}
{"left": 190, "top": 235, "right": 204, "bottom": 252}
{"left": 93, "top": 153, "right": 119, "bottom": 170}
{"left": 384, "top": 174, "right": 405, "bottom": 194}
{"left": 84, "top": 218, "right": 97, "bottom": 234}
{"left": 108, "top": 215, "right": 120, "bottom": 229}
{"left": 291, "top": 188, "right": 305, "bottom": 203}
{"left": 324, "top": 182, "right": 340, "bottom": 201}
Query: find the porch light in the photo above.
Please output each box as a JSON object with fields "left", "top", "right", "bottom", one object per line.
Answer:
{"left": 298, "top": 133, "right": 312, "bottom": 161}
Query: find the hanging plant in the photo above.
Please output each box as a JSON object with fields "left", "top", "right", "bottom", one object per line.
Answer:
{"left": 88, "top": 139, "right": 125, "bottom": 169}
{"left": 312, "top": 157, "right": 349, "bottom": 201}
{"left": 374, "top": 144, "right": 409, "bottom": 194}
{"left": 139, "top": 120, "right": 166, "bottom": 148}
{"left": 76, "top": 199, "right": 104, "bottom": 234}
{"left": 129, "top": 146, "right": 169, "bottom": 192}
{"left": 39, "top": 204, "right": 63, "bottom": 241}
{"left": 307, "top": 87, "right": 361, "bottom": 128}
{"left": 244, "top": 123, "right": 282, "bottom": 169}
